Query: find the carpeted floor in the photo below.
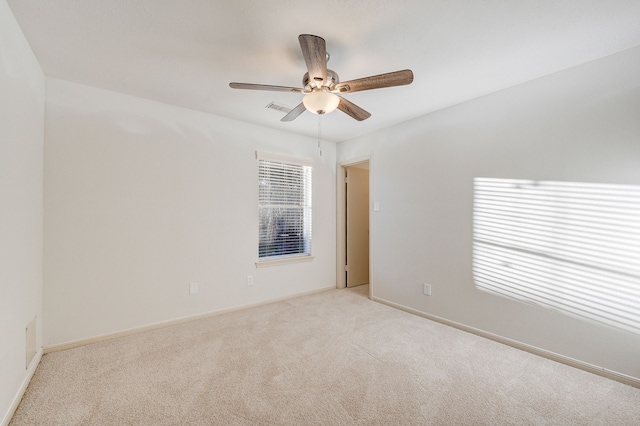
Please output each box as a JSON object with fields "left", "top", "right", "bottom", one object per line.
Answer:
{"left": 10, "top": 285, "right": 640, "bottom": 425}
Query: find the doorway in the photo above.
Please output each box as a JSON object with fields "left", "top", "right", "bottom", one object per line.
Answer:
{"left": 337, "top": 159, "right": 371, "bottom": 294}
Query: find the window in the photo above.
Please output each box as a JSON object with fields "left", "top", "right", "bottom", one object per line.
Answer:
{"left": 258, "top": 157, "right": 312, "bottom": 260}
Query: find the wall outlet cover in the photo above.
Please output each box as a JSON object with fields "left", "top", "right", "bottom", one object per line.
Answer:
{"left": 189, "top": 282, "right": 198, "bottom": 295}
{"left": 423, "top": 283, "right": 432, "bottom": 296}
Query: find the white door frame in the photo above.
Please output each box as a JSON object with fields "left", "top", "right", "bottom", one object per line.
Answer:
{"left": 336, "top": 155, "right": 373, "bottom": 299}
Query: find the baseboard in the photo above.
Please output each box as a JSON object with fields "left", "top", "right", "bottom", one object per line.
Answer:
{"left": 372, "top": 296, "right": 640, "bottom": 389}
{"left": 1, "top": 349, "right": 43, "bottom": 426}
{"left": 44, "top": 285, "right": 336, "bottom": 354}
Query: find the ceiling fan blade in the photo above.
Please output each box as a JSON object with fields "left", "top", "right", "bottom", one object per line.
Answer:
{"left": 334, "top": 69, "right": 414, "bottom": 93}
{"left": 299, "top": 34, "right": 327, "bottom": 87}
{"left": 229, "top": 82, "right": 304, "bottom": 93}
{"left": 337, "top": 96, "right": 371, "bottom": 121}
{"left": 280, "top": 102, "right": 307, "bottom": 122}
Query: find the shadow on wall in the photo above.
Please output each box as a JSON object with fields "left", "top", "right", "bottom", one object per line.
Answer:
{"left": 472, "top": 177, "right": 640, "bottom": 334}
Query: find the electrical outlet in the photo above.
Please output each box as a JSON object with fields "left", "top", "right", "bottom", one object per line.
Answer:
{"left": 247, "top": 275, "right": 253, "bottom": 286}
{"left": 423, "top": 283, "right": 432, "bottom": 296}
{"left": 189, "top": 282, "right": 198, "bottom": 295}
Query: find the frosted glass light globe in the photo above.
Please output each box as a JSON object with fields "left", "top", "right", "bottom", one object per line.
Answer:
{"left": 303, "top": 90, "right": 340, "bottom": 115}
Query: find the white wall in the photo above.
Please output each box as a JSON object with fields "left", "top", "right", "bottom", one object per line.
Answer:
{"left": 338, "top": 46, "right": 640, "bottom": 380}
{"left": 0, "top": 1, "right": 45, "bottom": 423}
{"left": 44, "top": 78, "right": 336, "bottom": 346}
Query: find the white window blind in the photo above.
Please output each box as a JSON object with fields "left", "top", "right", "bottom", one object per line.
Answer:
{"left": 258, "top": 159, "right": 312, "bottom": 259}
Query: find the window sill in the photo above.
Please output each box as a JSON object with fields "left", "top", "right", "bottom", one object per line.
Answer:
{"left": 255, "top": 255, "right": 314, "bottom": 268}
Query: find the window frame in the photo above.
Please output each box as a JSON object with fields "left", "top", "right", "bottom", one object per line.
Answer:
{"left": 255, "top": 152, "right": 314, "bottom": 267}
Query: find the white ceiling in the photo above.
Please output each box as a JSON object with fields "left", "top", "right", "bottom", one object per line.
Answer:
{"left": 8, "top": 0, "right": 640, "bottom": 142}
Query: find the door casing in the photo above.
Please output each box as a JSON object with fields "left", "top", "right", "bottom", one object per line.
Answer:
{"left": 336, "top": 156, "right": 373, "bottom": 298}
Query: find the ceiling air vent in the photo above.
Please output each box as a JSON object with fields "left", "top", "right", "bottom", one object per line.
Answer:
{"left": 265, "top": 102, "right": 292, "bottom": 113}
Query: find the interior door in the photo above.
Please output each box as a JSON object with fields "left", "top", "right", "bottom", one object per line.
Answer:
{"left": 346, "top": 165, "right": 369, "bottom": 287}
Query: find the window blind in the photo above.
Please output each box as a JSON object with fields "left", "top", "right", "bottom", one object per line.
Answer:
{"left": 258, "top": 159, "right": 312, "bottom": 259}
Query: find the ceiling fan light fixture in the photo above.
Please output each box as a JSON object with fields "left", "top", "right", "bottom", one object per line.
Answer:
{"left": 303, "top": 90, "right": 340, "bottom": 115}
{"left": 229, "top": 34, "right": 413, "bottom": 122}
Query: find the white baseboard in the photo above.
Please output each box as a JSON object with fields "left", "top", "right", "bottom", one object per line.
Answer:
{"left": 372, "top": 296, "right": 640, "bottom": 389}
{"left": 44, "top": 285, "right": 336, "bottom": 354}
{"left": 2, "top": 349, "right": 43, "bottom": 426}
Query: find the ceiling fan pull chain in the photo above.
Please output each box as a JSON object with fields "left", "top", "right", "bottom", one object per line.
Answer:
{"left": 318, "top": 114, "right": 323, "bottom": 156}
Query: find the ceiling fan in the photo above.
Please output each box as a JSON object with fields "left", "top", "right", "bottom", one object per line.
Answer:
{"left": 229, "top": 34, "right": 414, "bottom": 122}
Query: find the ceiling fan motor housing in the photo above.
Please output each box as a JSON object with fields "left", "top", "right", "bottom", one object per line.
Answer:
{"left": 303, "top": 69, "right": 339, "bottom": 90}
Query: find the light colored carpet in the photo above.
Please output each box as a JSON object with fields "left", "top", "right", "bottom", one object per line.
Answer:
{"left": 10, "top": 285, "right": 640, "bottom": 425}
